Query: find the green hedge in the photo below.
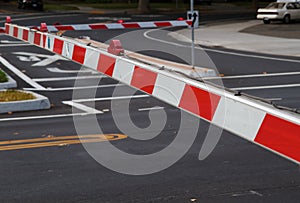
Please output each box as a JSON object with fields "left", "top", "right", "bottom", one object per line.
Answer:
{"left": 0, "top": 70, "right": 8, "bottom": 83}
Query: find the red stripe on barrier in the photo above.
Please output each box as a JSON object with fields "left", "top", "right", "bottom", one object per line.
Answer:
{"left": 97, "top": 54, "right": 116, "bottom": 76}
{"left": 5, "top": 24, "right": 9, "bottom": 34}
{"left": 0, "top": 28, "right": 5, "bottom": 33}
{"left": 55, "top": 25, "right": 75, "bottom": 31}
{"left": 179, "top": 85, "right": 221, "bottom": 121}
{"left": 72, "top": 45, "right": 86, "bottom": 64}
{"left": 122, "top": 23, "right": 140, "bottom": 28}
{"left": 154, "top": 22, "right": 172, "bottom": 27}
{"left": 13, "top": 27, "right": 18, "bottom": 37}
{"left": 23, "top": 29, "right": 28, "bottom": 41}
{"left": 89, "top": 24, "right": 108, "bottom": 30}
{"left": 53, "top": 38, "right": 64, "bottom": 55}
{"left": 131, "top": 66, "right": 158, "bottom": 94}
{"left": 34, "top": 32, "right": 41, "bottom": 45}
{"left": 255, "top": 114, "right": 300, "bottom": 162}
{"left": 42, "top": 34, "right": 46, "bottom": 48}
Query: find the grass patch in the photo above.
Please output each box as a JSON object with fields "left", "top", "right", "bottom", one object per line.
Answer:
{"left": 0, "top": 90, "right": 36, "bottom": 102}
{"left": 44, "top": 4, "right": 80, "bottom": 11}
{"left": 0, "top": 70, "right": 8, "bottom": 83}
{"left": 75, "top": 3, "right": 138, "bottom": 9}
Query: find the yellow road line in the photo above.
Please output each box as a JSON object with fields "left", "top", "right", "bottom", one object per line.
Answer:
{"left": 0, "top": 134, "right": 125, "bottom": 145}
{"left": 0, "top": 134, "right": 127, "bottom": 151}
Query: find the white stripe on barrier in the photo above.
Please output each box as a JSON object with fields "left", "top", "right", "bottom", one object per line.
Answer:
{"left": 62, "top": 41, "right": 74, "bottom": 59}
{"left": 84, "top": 48, "right": 99, "bottom": 70}
{"left": 153, "top": 74, "right": 185, "bottom": 107}
{"left": 113, "top": 58, "right": 135, "bottom": 84}
{"left": 45, "top": 35, "right": 55, "bottom": 51}
{"left": 73, "top": 24, "right": 92, "bottom": 31}
{"left": 105, "top": 23, "right": 125, "bottom": 29}
{"left": 137, "top": 22, "right": 156, "bottom": 28}
{"left": 212, "top": 97, "right": 266, "bottom": 141}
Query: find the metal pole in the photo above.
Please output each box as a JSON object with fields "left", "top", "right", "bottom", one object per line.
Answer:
{"left": 191, "top": 0, "right": 195, "bottom": 67}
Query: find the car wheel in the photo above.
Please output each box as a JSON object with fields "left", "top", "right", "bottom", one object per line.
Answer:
{"left": 263, "top": 19, "right": 270, "bottom": 24}
{"left": 283, "top": 15, "right": 290, "bottom": 24}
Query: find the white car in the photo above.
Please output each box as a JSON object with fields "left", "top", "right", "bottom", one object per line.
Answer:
{"left": 257, "top": 1, "right": 300, "bottom": 24}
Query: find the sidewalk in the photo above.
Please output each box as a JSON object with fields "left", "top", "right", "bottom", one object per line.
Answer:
{"left": 170, "top": 20, "right": 300, "bottom": 57}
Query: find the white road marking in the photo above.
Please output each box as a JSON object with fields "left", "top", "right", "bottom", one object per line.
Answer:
{"left": 265, "top": 98, "right": 282, "bottom": 101}
{"left": 144, "top": 29, "right": 300, "bottom": 63}
{"left": 0, "top": 112, "right": 101, "bottom": 122}
{"left": 47, "top": 67, "right": 99, "bottom": 74}
{"left": 0, "top": 44, "right": 32, "bottom": 47}
{"left": 33, "top": 75, "right": 106, "bottom": 82}
{"left": 205, "top": 71, "right": 300, "bottom": 80}
{"left": 13, "top": 52, "right": 68, "bottom": 66}
{"left": 138, "top": 106, "right": 164, "bottom": 111}
{"left": 63, "top": 101, "right": 103, "bottom": 114}
{"left": 24, "top": 84, "right": 124, "bottom": 91}
{"left": 0, "top": 40, "right": 26, "bottom": 44}
{"left": 17, "top": 55, "right": 41, "bottom": 62}
{"left": 232, "top": 83, "right": 300, "bottom": 91}
{"left": 0, "top": 56, "right": 46, "bottom": 90}
{"left": 72, "top": 94, "right": 149, "bottom": 103}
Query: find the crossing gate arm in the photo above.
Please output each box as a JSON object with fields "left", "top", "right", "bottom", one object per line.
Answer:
{"left": 5, "top": 22, "right": 300, "bottom": 165}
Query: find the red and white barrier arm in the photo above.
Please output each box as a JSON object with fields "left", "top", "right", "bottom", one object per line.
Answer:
{"left": 5, "top": 22, "right": 300, "bottom": 164}
{"left": 42, "top": 20, "right": 192, "bottom": 32}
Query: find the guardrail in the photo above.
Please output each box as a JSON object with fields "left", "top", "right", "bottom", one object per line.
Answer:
{"left": 4, "top": 22, "right": 300, "bottom": 165}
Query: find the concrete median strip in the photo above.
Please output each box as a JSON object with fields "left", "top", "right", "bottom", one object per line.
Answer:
{"left": 5, "top": 22, "right": 300, "bottom": 165}
{"left": 0, "top": 90, "right": 50, "bottom": 113}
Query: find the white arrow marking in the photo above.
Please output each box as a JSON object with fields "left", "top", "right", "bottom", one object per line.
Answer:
{"left": 0, "top": 40, "right": 26, "bottom": 44}
{"left": 47, "top": 67, "right": 100, "bottom": 75}
{"left": 32, "top": 55, "right": 66, "bottom": 66}
{"left": 13, "top": 52, "right": 68, "bottom": 67}
{"left": 63, "top": 101, "right": 103, "bottom": 114}
{"left": 17, "top": 56, "right": 41, "bottom": 62}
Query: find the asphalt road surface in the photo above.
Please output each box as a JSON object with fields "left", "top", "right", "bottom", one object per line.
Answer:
{"left": 0, "top": 13, "right": 299, "bottom": 203}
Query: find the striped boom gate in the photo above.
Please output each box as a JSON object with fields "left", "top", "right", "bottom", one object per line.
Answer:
{"left": 0, "top": 20, "right": 192, "bottom": 33}
{"left": 5, "top": 23, "right": 300, "bottom": 164}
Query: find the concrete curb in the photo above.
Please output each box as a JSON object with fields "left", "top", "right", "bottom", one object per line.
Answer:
{"left": 170, "top": 20, "right": 300, "bottom": 57}
{"left": 0, "top": 90, "right": 50, "bottom": 113}
{"left": 0, "top": 74, "right": 17, "bottom": 89}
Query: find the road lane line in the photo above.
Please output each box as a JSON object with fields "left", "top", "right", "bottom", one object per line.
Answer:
{"left": 63, "top": 101, "right": 103, "bottom": 114}
{"left": 0, "top": 134, "right": 124, "bottom": 145}
{"left": 0, "top": 40, "right": 27, "bottom": 44}
{"left": 24, "top": 84, "right": 124, "bottom": 91}
{"left": 144, "top": 29, "right": 300, "bottom": 63}
{"left": 0, "top": 134, "right": 127, "bottom": 151}
{"left": 232, "top": 83, "right": 300, "bottom": 91}
{"left": 205, "top": 71, "right": 300, "bottom": 80}
{"left": 71, "top": 94, "right": 150, "bottom": 103}
{"left": 0, "top": 44, "right": 32, "bottom": 47}
{"left": 0, "top": 112, "right": 101, "bottom": 122}
{"left": 33, "top": 75, "right": 107, "bottom": 82}
{"left": 265, "top": 98, "right": 282, "bottom": 101}
{"left": 0, "top": 56, "right": 46, "bottom": 90}
{"left": 138, "top": 106, "right": 165, "bottom": 111}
